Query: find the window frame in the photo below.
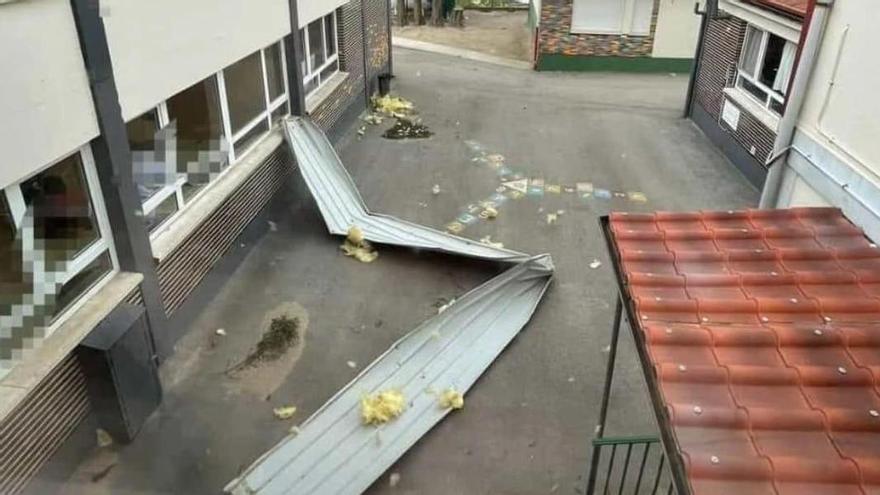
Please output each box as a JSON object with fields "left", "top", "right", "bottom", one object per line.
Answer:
{"left": 1, "top": 145, "right": 119, "bottom": 336}
{"left": 134, "top": 40, "right": 290, "bottom": 240}
{"left": 735, "top": 25, "right": 790, "bottom": 116}
{"left": 570, "top": 0, "right": 654, "bottom": 36}
{"left": 301, "top": 11, "right": 340, "bottom": 97}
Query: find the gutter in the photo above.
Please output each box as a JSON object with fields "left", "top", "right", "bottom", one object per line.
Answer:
{"left": 758, "top": 0, "right": 834, "bottom": 208}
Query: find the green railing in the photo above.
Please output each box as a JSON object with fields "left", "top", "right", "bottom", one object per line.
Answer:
{"left": 586, "top": 436, "right": 678, "bottom": 495}
{"left": 459, "top": 0, "right": 528, "bottom": 9}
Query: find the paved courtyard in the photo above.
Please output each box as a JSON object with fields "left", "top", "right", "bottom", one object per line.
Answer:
{"left": 44, "top": 48, "right": 756, "bottom": 495}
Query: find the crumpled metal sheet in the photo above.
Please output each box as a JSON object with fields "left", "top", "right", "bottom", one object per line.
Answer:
{"left": 224, "top": 254, "right": 553, "bottom": 495}
{"left": 224, "top": 117, "right": 554, "bottom": 495}
{"left": 284, "top": 117, "right": 531, "bottom": 263}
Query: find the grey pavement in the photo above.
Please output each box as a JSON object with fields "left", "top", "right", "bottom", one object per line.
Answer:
{"left": 47, "top": 47, "right": 756, "bottom": 495}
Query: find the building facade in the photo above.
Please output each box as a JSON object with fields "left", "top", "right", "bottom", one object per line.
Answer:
{"left": 687, "top": 0, "right": 807, "bottom": 187}
{"left": 766, "top": 0, "right": 880, "bottom": 240}
{"left": 0, "top": 0, "right": 391, "bottom": 493}
{"left": 531, "top": 0, "right": 701, "bottom": 71}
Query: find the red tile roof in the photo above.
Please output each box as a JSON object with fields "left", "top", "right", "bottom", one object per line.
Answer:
{"left": 608, "top": 207, "right": 880, "bottom": 495}
{"left": 746, "top": 0, "right": 810, "bottom": 18}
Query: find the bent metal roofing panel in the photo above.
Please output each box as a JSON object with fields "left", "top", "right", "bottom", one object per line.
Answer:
{"left": 608, "top": 207, "right": 880, "bottom": 495}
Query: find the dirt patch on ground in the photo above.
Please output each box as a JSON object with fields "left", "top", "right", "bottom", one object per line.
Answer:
{"left": 225, "top": 302, "right": 309, "bottom": 398}
{"left": 393, "top": 10, "right": 531, "bottom": 62}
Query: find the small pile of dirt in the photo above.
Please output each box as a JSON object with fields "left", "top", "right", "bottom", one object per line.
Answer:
{"left": 341, "top": 225, "right": 378, "bottom": 263}
{"left": 360, "top": 389, "right": 406, "bottom": 425}
{"left": 228, "top": 315, "right": 301, "bottom": 372}
{"left": 371, "top": 94, "right": 414, "bottom": 117}
{"left": 383, "top": 118, "right": 433, "bottom": 140}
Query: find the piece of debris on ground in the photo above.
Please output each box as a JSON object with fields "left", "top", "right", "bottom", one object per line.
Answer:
{"left": 371, "top": 94, "right": 415, "bottom": 117}
{"left": 363, "top": 113, "right": 384, "bottom": 125}
{"left": 439, "top": 388, "right": 464, "bottom": 410}
{"left": 479, "top": 235, "right": 504, "bottom": 249}
{"left": 389, "top": 472, "right": 401, "bottom": 488}
{"left": 589, "top": 259, "right": 602, "bottom": 269}
{"left": 432, "top": 184, "right": 441, "bottom": 195}
{"left": 480, "top": 206, "right": 498, "bottom": 220}
{"left": 90, "top": 463, "right": 116, "bottom": 483}
{"left": 347, "top": 360, "right": 357, "bottom": 369}
{"left": 360, "top": 389, "right": 406, "bottom": 426}
{"left": 546, "top": 212, "right": 558, "bottom": 225}
{"left": 227, "top": 314, "right": 301, "bottom": 373}
{"left": 215, "top": 328, "right": 227, "bottom": 336}
{"left": 96, "top": 429, "right": 113, "bottom": 448}
{"left": 383, "top": 118, "right": 433, "bottom": 140}
{"left": 340, "top": 225, "right": 378, "bottom": 263}
{"left": 273, "top": 405, "right": 297, "bottom": 420}
{"left": 435, "top": 297, "right": 456, "bottom": 314}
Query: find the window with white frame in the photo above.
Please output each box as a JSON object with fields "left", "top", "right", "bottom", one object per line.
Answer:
{"left": 571, "top": 0, "right": 654, "bottom": 35}
{"left": 127, "top": 40, "right": 289, "bottom": 236}
{"left": 736, "top": 25, "right": 797, "bottom": 116}
{"left": 300, "top": 12, "right": 340, "bottom": 97}
{"left": 1, "top": 147, "right": 117, "bottom": 370}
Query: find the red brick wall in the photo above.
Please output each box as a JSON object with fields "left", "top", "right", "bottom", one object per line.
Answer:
{"left": 693, "top": 16, "right": 776, "bottom": 163}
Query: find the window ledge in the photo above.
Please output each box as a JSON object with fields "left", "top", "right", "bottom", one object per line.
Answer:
{"left": 0, "top": 271, "right": 143, "bottom": 423}
{"left": 150, "top": 129, "right": 285, "bottom": 261}
{"left": 305, "top": 71, "right": 350, "bottom": 114}
{"left": 723, "top": 87, "right": 781, "bottom": 133}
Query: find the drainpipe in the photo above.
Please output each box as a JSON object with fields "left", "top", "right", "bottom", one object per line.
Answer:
{"left": 683, "top": 0, "right": 716, "bottom": 118}
{"left": 758, "top": 0, "right": 834, "bottom": 208}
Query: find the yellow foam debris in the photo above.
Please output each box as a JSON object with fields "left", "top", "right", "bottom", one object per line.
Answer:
{"left": 371, "top": 95, "right": 414, "bottom": 118}
{"left": 273, "top": 405, "right": 297, "bottom": 420}
{"left": 439, "top": 389, "right": 464, "bottom": 410}
{"left": 360, "top": 389, "right": 406, "bottom": 425}
{"left": 341, "top": 225, "right": 378, "bottom": 263}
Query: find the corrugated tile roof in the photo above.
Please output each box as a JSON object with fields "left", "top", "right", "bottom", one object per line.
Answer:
{"left": 608, "top": 207, "right": 880, "bottom": 495}
{"left": 746, "top": 0, "right": 810, "bottom": 18}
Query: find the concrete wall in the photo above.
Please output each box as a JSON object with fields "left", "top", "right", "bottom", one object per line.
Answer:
{"left": 102, "top": 0, "right": 291, "bottom": 121}
{"left": 0, "top": 0, "right": 100, "bottom": 190}
{"left": 298, "top": 0, "right": 349, "bottom": 27}
{"left": 652, "top": 0, "right": 701, "bottom": 58}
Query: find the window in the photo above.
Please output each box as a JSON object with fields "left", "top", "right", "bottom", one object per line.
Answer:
{"left": 736, "top": 25, "right": 797, "bottom": 116}
{"left": 127, "top": 40, "right": 289, "bottom": 237}
{"left": 1, "top": 148, "right": 117, "bottom": 367}
{"left": 300, "top": 12, "right": 340, "bottom": 97}
{"left": 571, "top": 0, "right": 654, "bottom": 35}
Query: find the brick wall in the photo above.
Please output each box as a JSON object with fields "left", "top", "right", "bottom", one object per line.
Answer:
{"left": 364, "top": 0, "right": 390, "bottom": 78}
{"left": 693, "top": 15, "right": 776, "bottom": 163}
{"left": 537, "top": 0, "right": 658, "bottom": 57}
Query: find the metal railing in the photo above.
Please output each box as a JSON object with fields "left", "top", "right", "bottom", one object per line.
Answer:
{"left": 586, "top": 436, "right": 678, "bottom": 495}
{"left": 459, "top": 0, "right": 528, "bottom": 9}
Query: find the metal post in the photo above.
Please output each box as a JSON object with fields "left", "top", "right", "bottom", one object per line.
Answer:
{"left": 69, "top": 0, "right": 168, "bottom": 360}
{"left": 286, "top": 0, "right": 307, "bottom": 116}
{"left": 586, "top": 296, "right": 624, "bottom": 494}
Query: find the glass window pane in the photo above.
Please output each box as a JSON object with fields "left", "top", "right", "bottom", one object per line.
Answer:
{"left": 320, "top": 59, "right": 339, "bottom": 83}
{"left": 167, "top": 76, "right": 228, "bottom": 199}
{"left": 233, "top": 119, "right": 269, "bottom": 156}
{"left": 740, "top": 77, "right": 769, "bottom": 104}
{"left": 52, "top": 251, "right": 112, "bottom": 321}
{"left": 308, "top": 19, "right": 326, "bottom": 70}
{"left": 740, "top": 26, "right": 762, "bottom": 77}
{"left": 304, "top": 76, "right": 319, "bottom": 96}
{"left": 759, "top": 33, "right": 786, "bottom": 88}
{"left": 265, "top": 43, "right": 286, "bottom": 102}
{"left": 128, "top": 110, "right": 167, "bottom": 202}
{"left": 21, "top": 153, "right": 100, "bottom": 267}
{"left": 127, "top": 110, "right": 159, "bottom": 152}
{"left": 144, "top": 192, "right": 179, "bottom": 232}
{"left": 271, "top": 102, "right": 289, "bottom": 126}
{"left": 224, "top": 51, "right": 267, "bottom": 134}
{"left": 325, "top": 14, "right": 337, "bottom": 57}
{"left": 769, "top": 99, "right": 785, "bottom": 115}
{"left": 299, "top": 29, "right": 309, "bottom": 76}
{"left": 0, "top": 197, "right": 28, "bottom": 311}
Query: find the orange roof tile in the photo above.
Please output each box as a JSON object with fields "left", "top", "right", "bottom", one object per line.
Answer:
{"left": 608, "top": 207, "right": 880, "bottom": 495}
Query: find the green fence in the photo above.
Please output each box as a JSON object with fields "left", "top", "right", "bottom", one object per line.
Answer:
{"left": 586, "top": 436, "right": 679, "bottom": 495}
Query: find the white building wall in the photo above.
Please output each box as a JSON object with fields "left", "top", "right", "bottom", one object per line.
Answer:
{"left": 0, "top": 0, "right": 100, "bottom": 190}
{"left": 298, "top": 0, "right": 348, "bottom": 27}
{"left": 652, "top": 0, "right": 702, "bottom": 59}
{"left": 777, "top": 0, "right": 880, "bottom": 240}
{"left": 103, "top": 0, "right": 291, "bottom": 121}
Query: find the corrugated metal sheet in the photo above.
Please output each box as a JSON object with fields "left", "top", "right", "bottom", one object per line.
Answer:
{"left": 284, "top": 117, "right": 532, "bottom": 263}
{"left": 225, "top": 254, "right": 553, "bottom": 495}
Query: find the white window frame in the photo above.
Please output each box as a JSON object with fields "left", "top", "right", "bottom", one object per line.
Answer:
{"left": 301, "top": 11, "right": 340, "bottom": 97}
{"left": 2, "top": 145, "right": 119, "bottom": 336}
{"left": 570, "top": 0, "right": 653, "bottom": 36}
{"left": 136, "top": 40, "right": 290, "bottom": 240}
{"left": 735, "top": 25, "right": 791, "bottom": 116}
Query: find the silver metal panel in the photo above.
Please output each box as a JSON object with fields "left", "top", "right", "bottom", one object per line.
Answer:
{"left": 225, "top": 254, "right": 553, "bottom": 495}
{"left": 284, "top": 117, "right": 532, "bottom": 263}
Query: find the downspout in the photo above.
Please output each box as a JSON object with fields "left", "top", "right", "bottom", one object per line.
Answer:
{"left": 758, "top": 0, "right": 834, "bottom": 208}
{"left": 683, "top": 0, "right": 716, "bottom": 118}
